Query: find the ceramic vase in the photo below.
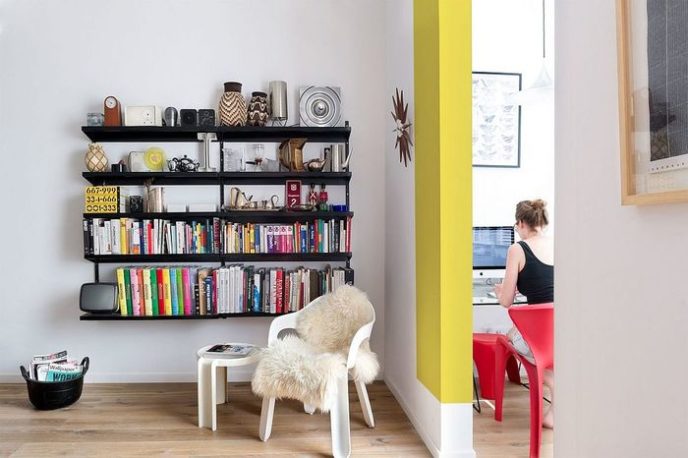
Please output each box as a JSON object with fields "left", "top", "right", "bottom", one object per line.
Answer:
{"left": 219, "top": 82, "right": 247, "bottom": 127}
{"left": 247, "top": 91, "right": 269, "bottom": 127}
{"left": 85, "top": 143, "right": 109, "bottom": 172}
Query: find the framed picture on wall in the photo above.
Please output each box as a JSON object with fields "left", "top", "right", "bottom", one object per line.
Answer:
{"left": 617, "top": 0, "right": 688, "bottom": 205}
{"left": 472, "top": 71, "right": 522, "bottom": 168}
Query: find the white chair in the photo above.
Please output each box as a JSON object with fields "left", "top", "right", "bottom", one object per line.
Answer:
{"left": 251, "top": 285, "right": 378, "bottom": 458}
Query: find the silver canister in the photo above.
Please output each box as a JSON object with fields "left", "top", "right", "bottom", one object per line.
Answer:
{"left": 331, "top": 144, "right": 344, "bottom": 172}
{"left": 268, "top": 81, "right": 288, "bottom": 124}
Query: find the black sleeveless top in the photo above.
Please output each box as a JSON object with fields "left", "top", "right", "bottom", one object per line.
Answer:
{"left": 516, "top": 241, "right": 554, "bottom": 304}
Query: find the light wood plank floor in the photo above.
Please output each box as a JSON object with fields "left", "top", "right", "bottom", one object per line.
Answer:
{"left": 0, "top": 380, "right": 552, "bottom": 457}
{"left": 0, "top": 381, "right": 429, "bottom": 457}
{"left": 474, "top": 381, "right": 554, "bottom": 457}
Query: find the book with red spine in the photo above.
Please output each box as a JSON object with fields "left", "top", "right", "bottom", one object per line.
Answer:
{"left": 156, "top": 268, "right": 165, "bottom": 315}
{"left": 284, "top": 272, "right": 291, "bottom": 313}
{"left": 136, "top": 268, "right": 145, "bottom": 313}
{"left": 275, "top": 269, "right": 284, "bottom": 314}
{"left": 346, "top": 216, "right": 352, "bottom": 252}
{"left": 182, "top": 267, "right": 192, "bottom": 316}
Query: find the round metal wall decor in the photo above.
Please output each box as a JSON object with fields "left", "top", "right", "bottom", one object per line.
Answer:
{"left": 299, "top": 86, "right": 342, "bottom": 127}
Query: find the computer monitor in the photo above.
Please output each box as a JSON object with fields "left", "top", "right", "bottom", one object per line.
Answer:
{"left": 473, "top": 226, "right": 514, "bottom": 277}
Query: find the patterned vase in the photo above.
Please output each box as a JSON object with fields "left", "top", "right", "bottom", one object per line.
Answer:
{"left": 219, "top": 82, "right": 247, "bottom": 127}
{"left": 247, "top": 91, "right": 269, "bottom": 127}
{"left": 85, "top": 143, "right": 109, "bottom": 172}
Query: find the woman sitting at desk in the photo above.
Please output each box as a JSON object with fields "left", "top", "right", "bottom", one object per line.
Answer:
{"left": 493, "top": 199, "right": 554, "bottom": 428}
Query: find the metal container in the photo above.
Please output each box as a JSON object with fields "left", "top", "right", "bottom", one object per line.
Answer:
{"left": 330, "top": 144, "right": 351, "bottom": 172}
{"left": 268, "top": 81, "right": 288, "bottom": 124}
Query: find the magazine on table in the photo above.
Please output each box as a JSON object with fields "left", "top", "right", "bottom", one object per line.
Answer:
{"left": 204, "top": 343, "right": 256, "bottom": 358}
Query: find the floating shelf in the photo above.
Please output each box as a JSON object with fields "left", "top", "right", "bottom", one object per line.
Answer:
{"left": 220, "top": 172, "right": 351, "bottom": 185}
{"left": 82, "top": 171, "right": 351, "bottom": 186}
{"left": 81, "top": 126, "right": 351, "bottom": 143}
{"left": 84, "top": 253, "right": 352, "bottom": 263}
{"left": 80, "top": 312, "right": 287, "bottom": 321}
{"left": 82, "top": 211, "right": 353, "bottom": 222}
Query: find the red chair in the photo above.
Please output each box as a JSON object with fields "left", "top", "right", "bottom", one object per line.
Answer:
{"left": 473, "top": 333, "right": 521, "bottom": 400}
{"left": 494, "top": 303, "right": 554, "bottom": 458}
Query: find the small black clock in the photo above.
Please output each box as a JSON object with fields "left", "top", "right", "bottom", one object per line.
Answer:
{"left": 198, "top": 109, "right": 216, "bottom": 127}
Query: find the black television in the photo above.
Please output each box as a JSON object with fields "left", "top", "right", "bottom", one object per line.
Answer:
{"left": 473, "top": 226, "right": 514, "bottom": 270}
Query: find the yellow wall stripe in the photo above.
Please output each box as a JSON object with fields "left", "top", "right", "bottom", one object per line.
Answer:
{"left": 415, "top": 0, "right": 472, "bottom": 403}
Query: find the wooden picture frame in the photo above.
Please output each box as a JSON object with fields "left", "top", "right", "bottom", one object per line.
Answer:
{"left": 617, "top": 0, "right": 688, "bottom": 205}
{"left": 472, "top": 72, "right": 522, "bottom": 168}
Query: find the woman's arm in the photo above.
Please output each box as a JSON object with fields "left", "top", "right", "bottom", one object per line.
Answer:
{"left": 494, "top": 243, "right": 522, "bottom": 308}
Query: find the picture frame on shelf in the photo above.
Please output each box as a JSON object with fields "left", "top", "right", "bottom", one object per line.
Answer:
{"left": 472, "top": 71, "right": 522, "bottom": 168}
{"left": 617, "top": 0, "right": 688, "bottom": 205}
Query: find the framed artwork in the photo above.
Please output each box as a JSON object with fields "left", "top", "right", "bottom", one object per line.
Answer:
{"left": 617, "top": 0, "right": 688, "bottom": 204}
{"left": 472, "top": 71, "right": 522, "bottom": 168}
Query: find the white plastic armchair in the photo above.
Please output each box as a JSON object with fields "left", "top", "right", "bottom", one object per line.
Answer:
{"left": 258, "top": 295, "right": 376, "bottom": 458}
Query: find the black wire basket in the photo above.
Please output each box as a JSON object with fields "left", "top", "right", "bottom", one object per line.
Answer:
{"left": 20, "top": 357, "right": 89, "bottom": 410}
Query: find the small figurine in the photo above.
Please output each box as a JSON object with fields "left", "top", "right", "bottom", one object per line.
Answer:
{"left": 168, "top": 155, "right": 200, "bottom": 172}
{"left": 318, "top": 184, "right": 329, "bottom": 211}
{"left": 308, "top": 184, "right": 318, "bottom": 207}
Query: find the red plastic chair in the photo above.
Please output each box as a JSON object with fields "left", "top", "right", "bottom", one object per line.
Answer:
{"left": 494, "top": 303, "right": 553, "bottom": 458}
{"left": 473, "top": 333, "right": 521, "bottom": 400}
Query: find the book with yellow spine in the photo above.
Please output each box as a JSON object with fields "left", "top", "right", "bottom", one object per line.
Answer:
{"left": 163, "top": 268, "right": 173, "bottom": 315}
{"left": 142, "top": 267, "right": 153, "bottom": 316}
{"left": 116, "top": 268, "right": 128, "bottom": 316}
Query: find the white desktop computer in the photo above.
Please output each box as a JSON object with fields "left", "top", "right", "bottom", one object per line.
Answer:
{"left": 472, "top": 226, "right": 513, "bottom": 282}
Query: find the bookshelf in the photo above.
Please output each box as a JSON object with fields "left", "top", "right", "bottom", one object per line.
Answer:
{"left": 81, "top": 124, "right": 353, "bottom": 320}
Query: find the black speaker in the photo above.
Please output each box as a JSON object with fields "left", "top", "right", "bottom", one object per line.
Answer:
{"left": 180, "top": 109, "right": 198, "bottom": 127}
{"left": 79, "top": 283, "right": 118, "bottom": 313}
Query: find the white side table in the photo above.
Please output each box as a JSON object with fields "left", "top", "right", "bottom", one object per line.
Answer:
{"left": 197, "top": 344, "right": 260, "bottom": 431}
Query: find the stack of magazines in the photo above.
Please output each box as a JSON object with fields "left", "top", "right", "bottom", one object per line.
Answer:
{"left": 27, "top": 350, "right": 84, "bottom": 382}
{"left": 203, "top": 343, "right": 256, "bottom": 358}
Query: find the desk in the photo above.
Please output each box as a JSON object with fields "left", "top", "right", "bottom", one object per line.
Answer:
{"left": 473, "top": 296, "right": 527, "bottom": 306}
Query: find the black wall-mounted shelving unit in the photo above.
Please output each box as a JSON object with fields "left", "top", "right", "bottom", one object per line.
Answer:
{"left": 80, "top": 124, "right": 353, "bottom": 321}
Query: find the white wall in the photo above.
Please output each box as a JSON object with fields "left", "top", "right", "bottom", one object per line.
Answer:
{"left": 472, "top": 0, "right": 554, "bottom": 227}
{"left": 0, "top": 0, "right": 386, "bottom": 382}
{"left": 472, "top": 0, "right": 555, "bottom": 334}
{"left": 556, "top": 1, "right": 688, "bottom": 456}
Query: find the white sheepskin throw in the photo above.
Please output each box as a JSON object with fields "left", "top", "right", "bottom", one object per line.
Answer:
{"left": 251, "top": 285, "right": 379, "bottom": 411}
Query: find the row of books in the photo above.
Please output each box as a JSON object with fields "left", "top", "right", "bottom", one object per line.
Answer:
{"left": 83, "top": 217, "right": 352, "bottom": 256}
{"left": 84, "top": 218, "right": 221, "bottom": 255}
{"left": 27, "top": 350, "right": 84, "bottom": 382}
{"left": 222, "top": 218, "right": 352, "bottom": 254}
{"left": 115, "top": 265, "right": 354, "bottom": 316}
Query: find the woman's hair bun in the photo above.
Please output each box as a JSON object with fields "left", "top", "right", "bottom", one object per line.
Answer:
{"left": 515, "top": 199, "right": 548, "bottom": 229}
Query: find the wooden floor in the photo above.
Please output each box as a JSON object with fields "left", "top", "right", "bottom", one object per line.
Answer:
{"left": 0, "top": 381, "right": 429, "bottom": 457}
{"left": 474, "top": 381, "right": 554, "bottom": 457}
{"left": 0, "top": 380, "right": 551, "bottom": 457}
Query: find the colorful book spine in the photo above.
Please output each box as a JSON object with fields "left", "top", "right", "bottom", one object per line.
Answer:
{"left": 156, "top": 268, "right": 165, "bottom": 315}
{"left": 123, "top": 268, "right": 133, "bottom": 316}
{"left": 169, "top": 267, "right": 179, "bottom": 316}
{"left": 116, "top": 268, "right": 127, "bottom": 316}
{"left": 142, "top": 267, "right": 153, "bottom": 316}
{"left": 182, "top": 268, "right": 192, "bottom": 316}
{"left": 163, "top": 268, "right": 173, "bottom": 316}
{"left": 176, "top": 268, "right": 185, "bottom": 315}
{"left": 149, "top": 268, "right": 159, "bottom": 316}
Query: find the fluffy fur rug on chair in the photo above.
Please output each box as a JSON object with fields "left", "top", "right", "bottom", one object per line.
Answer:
{"left": 251, "top": 285, "right": 379, "bottom": 412}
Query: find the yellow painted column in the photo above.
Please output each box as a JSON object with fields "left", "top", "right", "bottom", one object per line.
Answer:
{"left": 415, "top": 0, "right": 472, "bottom": 403}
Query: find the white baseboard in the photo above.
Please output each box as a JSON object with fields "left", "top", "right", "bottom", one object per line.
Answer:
{"left": 0, "top": 367, "right": 257, "bottom": 384}
{"left": 385, "top": 377, "right": 475, "bottom": 458}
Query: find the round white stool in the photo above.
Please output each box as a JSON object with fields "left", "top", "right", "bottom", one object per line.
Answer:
{"left": 196, "top": 344, "right": 260, "bottom": 431}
